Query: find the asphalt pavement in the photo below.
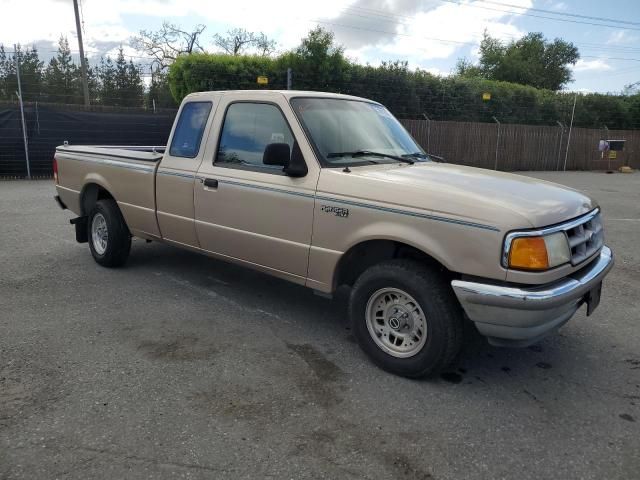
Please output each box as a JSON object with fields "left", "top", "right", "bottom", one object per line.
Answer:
{"left": 1, "top": 171, "right": 639, "bottom": 479}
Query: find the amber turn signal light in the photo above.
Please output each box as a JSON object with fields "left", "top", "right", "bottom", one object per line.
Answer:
{"left": 509, "top": 236, "right": 549, "bottom": 270}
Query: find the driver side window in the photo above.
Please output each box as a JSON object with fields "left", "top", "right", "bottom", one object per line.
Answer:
{"left": 216, "top": 103, "right": 294, "bottom": 173}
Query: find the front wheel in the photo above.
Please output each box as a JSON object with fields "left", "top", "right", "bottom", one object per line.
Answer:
{"left": 349, "top": 260, "right": 463, "bottom": 378}
{"left": 88, "top": 199, "right": 131, "bottom": 267}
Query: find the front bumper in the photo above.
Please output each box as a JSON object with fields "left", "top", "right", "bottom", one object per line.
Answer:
{"left": 451, "top": 246, "right": 614, "bottom": 347}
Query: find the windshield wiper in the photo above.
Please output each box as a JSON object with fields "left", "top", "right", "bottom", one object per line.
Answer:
{"left": 402, "top": 152, "right": 445, "bottom": 162}
{"left": 327, "top": 150, "right": 414, "bottom": 165}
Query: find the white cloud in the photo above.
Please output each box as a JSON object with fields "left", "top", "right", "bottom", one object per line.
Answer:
{"left": 0, "top": 0, "right": 352, "bottom": 59}
{"left": 338, "top": 0, "right": 532, "bottom": 71}
{"left": 573, "top": 59, "right": 612, "bottom": 72}
{"left": 606, "top": 30, "right": 638, "bottom": 45}
{"left": 550, "top": 2, "right": 567, "bottom": 11}
{"left": 1, "top": 0, "right": 532, "bottom": 70}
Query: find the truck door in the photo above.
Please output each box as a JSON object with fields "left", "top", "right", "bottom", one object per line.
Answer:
{"left": 194, "top": 94, "right": 320, "bottom": 283}
{"left": 156, "top": 96, "right": 219, "bottom": 246}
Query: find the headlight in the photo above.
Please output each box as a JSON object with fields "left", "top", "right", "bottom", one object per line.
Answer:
{"left": 506, "top": 232, "right": 570, "bottom": 271}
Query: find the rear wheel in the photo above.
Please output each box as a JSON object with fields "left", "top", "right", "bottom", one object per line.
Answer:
{"left": 88, "top": 199, "right": 131, "bottom": 267}
{"left": 349, "top": 259, "right": 463, "bottom": 378}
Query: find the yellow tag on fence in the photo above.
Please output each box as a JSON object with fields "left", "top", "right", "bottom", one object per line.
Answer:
{"left": 257, "top": 76, "right": 268, "bottom": 85}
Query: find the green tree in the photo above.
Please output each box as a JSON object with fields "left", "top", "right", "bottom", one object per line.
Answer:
{"left": 278, "top": 27, "right": 350, "bottom": 90}
{"left": 86, "top": 60, "right": 100, "bottom": 104}
{"left": 456, "top": 31, "right": 579, "bottom": 91}
{"left": 167, "top": 26, "right": 640, "bottom": 129}
{"left": 97, "top": 48, "right": 143, "bottom": 106}
{"left": 114, "top": 47, "right": 144, "bottom": 106}
{"left": 0, "top": 45, "right": 10, "bottom": 100}
{"left": 97, "top": 56, "right": 116, "bottom": 105}
{"left": 0, "top": 44, "right": 44, "bottom": 101}
{"left": 454, "top": 58, "right": 482, "bottom": 78}
{"left": 146, "top": 68, "right": 177, "bottom": 108}
{"left": 44, "top": 36, "right": 81, "bottom": 103}
{"left": 627, "top": 94, "right": 640, "bottom": 128}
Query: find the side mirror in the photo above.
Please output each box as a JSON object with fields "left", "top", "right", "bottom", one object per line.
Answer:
{"left": 263, "top": 142, "right": 308, "bottom": 177}
{"left": 263, "top": 143, "right": 290, "bottom": 167}
{"left": 285, "top": 142, "right": 308, "bottom": 178}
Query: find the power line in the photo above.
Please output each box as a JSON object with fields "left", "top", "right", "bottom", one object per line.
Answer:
{"left": 340, "top": 2, "right": 640, "bottom": 34}
{"left": 435, "top": 0, "right": 640, "bottom": 31}
{"left": 582, "top": 55, "right": 640, "bottom": 63}
{"left": 311, "top": 18, "right": 640, "bottom": 63}
{"left": 311, "top": 17, "right": 473, "bottom": 46}
{"left": 475, "top": 0, "right": 640, "bottom": 27}
{"left": 330, "top": 4, "right": 640, "bottom": 56}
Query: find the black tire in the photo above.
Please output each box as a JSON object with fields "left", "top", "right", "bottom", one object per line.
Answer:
{"left": 87, "top": 199, "right": 131, "bottom": 267}
{"left": 349, "top": 259, "right": 463, "bottom": 378}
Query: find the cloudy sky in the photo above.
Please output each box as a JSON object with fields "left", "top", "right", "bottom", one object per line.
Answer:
{"left": 1, "top": 0, "right": 639, "bottom": 92}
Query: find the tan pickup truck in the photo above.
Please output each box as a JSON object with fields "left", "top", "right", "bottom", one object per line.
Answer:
{"left": 53, "top": 90, "right": 614, "bottom": 377}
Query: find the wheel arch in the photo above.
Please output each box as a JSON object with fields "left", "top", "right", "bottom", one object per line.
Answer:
{"left": 332, "top": 238, "right": 455, "bottom": 291}
{"left": 80, "top": 181, "right": 116, "bottom": 216}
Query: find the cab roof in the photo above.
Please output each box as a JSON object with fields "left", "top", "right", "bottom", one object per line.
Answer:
{"left": 183, "top": 89, "right": 379, "bottom": 104}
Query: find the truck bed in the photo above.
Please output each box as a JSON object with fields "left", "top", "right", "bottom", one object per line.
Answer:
{"left": 55, "top": 144, "right": 165, "bottom": 238}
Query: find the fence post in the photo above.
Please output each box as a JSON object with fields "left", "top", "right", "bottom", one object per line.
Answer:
{"left": 563, "top": 94, "right": 577, "bottom": 171}
{"left": 14, "top": 44, "right": 31, "bottom": 180}
{"left": 555, "top": 121, "right": 564, "bottom": 171}
{"left": 422, "top": 113, "right": 431, "bottom": 152}
{"left": 603, "top": 125, "right": 611, "bottom": 172}
{"left": 492, "top": 116, "right": 501, "bottom": 170}
{"left": 287, "top": 68, "right": 292, "bottom": 90}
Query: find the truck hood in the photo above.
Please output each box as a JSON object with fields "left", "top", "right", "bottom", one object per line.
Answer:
{"left": 319, "top": 162, "right": 597, "bottom": 231}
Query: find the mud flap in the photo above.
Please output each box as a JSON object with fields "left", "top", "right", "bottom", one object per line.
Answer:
{"left": 70, "top": 216, "right": 88, "bottom": 243}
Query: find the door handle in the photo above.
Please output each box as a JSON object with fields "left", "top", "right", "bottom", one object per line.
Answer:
{"left": 203, "top": 178, "right": 218, "bottom": 189}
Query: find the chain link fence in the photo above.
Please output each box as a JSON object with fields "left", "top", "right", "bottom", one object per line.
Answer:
{"left": 1, "top": 62, "right": 638, "bottom": 177}
{"left": 0, "top": 102, "right": 176, "bottom": 178}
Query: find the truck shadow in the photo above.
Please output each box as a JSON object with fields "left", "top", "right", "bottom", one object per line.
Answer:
{"left": 125, "top": 240, "right": 587, "bottom": 385}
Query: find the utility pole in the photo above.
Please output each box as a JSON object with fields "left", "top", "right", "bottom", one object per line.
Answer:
{"left": 286, "top": 68, "right": 292, "bottom": 90}
{"left": 73, "top": 0, "right": 90, "bottom": 106}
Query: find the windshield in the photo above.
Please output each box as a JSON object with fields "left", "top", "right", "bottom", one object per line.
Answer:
{"left": 290, "top": 98, "right": 428, "bottom": 167}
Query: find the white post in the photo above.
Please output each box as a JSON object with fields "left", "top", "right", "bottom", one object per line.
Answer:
{"left": 563, "top": 94, "right": 577, "bottom": 172}
{"left": 422, "top": 113, "right": 431, "bottom": 152}
{"left": 603, "top": 125, "right": 611, "bottom": 172}
{"left": 14, "top": 45, "right": 31, "bottom": 180}
{"left": 287, "top": 68, "right": 292, "bottom": 90}
{"left": 492, "top": 116, "right": 501, "bottom": 170}
{"left": 555, "top": 121, "right": 564, "bottom": 171}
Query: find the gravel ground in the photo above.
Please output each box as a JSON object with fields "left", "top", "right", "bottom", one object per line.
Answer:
{"left": 0, "top": 171, "right": 638, "bottom": 479}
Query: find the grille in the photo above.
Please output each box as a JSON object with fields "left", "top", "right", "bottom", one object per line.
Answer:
{"left": 565, "top": 211, "right": 604, "bottom": 265}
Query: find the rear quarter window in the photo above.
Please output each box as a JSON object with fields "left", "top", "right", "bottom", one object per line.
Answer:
{"left": 169, "top": 102, "right": 212, "bottom": 158}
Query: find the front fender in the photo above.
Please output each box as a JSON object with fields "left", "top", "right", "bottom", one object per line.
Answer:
{"left": 308, "top": 202, "right": 505, "bottom": 292}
